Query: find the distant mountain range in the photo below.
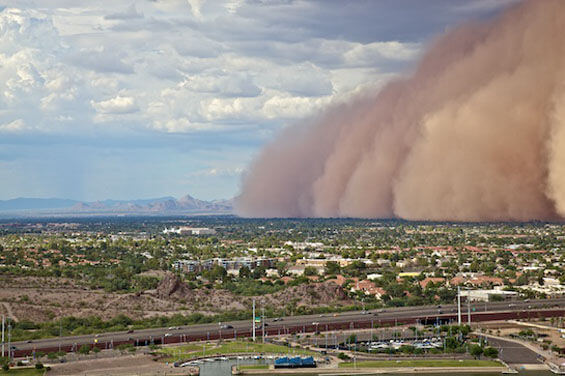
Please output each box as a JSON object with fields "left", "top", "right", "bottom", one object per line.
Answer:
{"left": 0, "top": 195, "right": 233, "bottom": 215}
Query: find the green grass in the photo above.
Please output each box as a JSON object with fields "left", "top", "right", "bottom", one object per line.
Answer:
{"left": 0, "top": 369, "right": 46, "bottom": 376}
{"left": 238, "top": 364, "right": 269, "bottom": 370}
{"left": 160, "top": 340, "right": 315, "bottom": 361}
{"left": 338, "top": 359, "right": 503, "bottom": 368}
{"left": 159, "top": 343, "right": 212, "bottom": 355}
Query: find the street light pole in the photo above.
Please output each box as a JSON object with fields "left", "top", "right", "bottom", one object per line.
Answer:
{"left": 1, "top": 315, "right": 4, "bottom": 358}
{"left": 261, "top": 307, "right": 265, "bottom": 343}
{"left": 252, "top": 299, "right": 256, "bottom": 342}
{"left": 7, "top": 323, "right": 11, "bottom": 361}
{"left": 457, "top": 286, "right": 462, "bottom": 325}
{"left": 467, "top": 289, "right": 471, "bottom": 326}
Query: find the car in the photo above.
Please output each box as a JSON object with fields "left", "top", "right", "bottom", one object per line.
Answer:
{"left": 26, "top": 340, "right": 33, "bottom": 343}
{"left": 164, "top": 333, "right": 172, "bottom": 337}
{"left": 220, "top": 324, "right": 233, "bottom": 330}
{"left": 319, "top": 314, "right": 325, "bottom": 317}
{"left": 127, "top": 329, "right": 134, "bottom": 334}
{"left": 438, "top": 310, "right": 443, "bottom": 314}
{"left": 333, "top": 313, "right": 338, "bottom": 317}
{"left": 361, "top": 310, "right": 368, "bottom": 315}
{"left": 273, "top": 317, "right": 281, "bottom": 322}
{"left": 312, "top": 322, "right": 319, "bottom": 325}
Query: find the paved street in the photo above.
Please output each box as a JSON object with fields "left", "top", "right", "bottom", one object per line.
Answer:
{"left": 7, "top": 297, "right": 565, "bottom": 357}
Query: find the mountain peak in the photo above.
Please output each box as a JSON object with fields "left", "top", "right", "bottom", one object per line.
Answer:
{"left": 0, "top": 194, "right": 233, "bottom": 215}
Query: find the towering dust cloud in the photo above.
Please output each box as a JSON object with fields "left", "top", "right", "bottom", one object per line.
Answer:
{"left": 236, "top": 0, "right": 565, "bottom": 221}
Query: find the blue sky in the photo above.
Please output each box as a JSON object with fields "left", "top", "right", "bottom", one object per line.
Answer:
{"left": 0, "top": 0, "right": 516, "bottom": 201}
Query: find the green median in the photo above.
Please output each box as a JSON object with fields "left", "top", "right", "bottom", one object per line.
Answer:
{"left": 338, "top": 359, "right": 502, "bottom": 368}
{"left": 160, "top": 340, "right": 315, "bottom": 361}
{"left": 238, "top": 364, "right": 269, "bottom": 370}
{"left": 0, "top": 369, "right": 46, "bottom": 376}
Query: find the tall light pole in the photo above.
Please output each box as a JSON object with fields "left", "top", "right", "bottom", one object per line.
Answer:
{"left": 467, "top": 289, "right": 471, "bottom": 326}
{"left": 1, "top": 315, "right": 4, "bottom": 358}
{"left": 252, "top": 299, "right": 256, "bottom": 342}
{"left": 457, "top": 286, "right": 462, "bottom": 325}
{"left": 261, "top": 307, "right": 265, "bottom": 343}
{"left": 7, "top": 323, "right": 11, "bottom": 361}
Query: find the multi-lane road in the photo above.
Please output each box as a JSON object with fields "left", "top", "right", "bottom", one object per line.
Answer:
{"left": 9, "top": 297, "right": 565, "bottom": 357}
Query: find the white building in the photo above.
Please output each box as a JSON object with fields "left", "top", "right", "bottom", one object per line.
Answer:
{"left": 163, "top": 226, "right": 216, "bottom": 235}
{"left": 464, "top": 289, "right": 519, "bottom": 302}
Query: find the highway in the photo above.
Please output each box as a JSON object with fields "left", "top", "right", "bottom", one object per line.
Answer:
{"left": 9, "top": 297, "right": 565, "bottom": 357}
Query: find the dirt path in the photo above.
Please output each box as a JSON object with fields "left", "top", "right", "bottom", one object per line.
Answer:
{"left": 2, "top": 302, "right": 18, "bottom": 322}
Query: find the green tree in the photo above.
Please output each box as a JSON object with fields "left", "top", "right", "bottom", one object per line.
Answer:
{"left": 324, "top": 261, "right": 340, "bottom": 275}
{"left": 78, "top": 344, "right": 90, "bottom": 355}
{"left": 276, "top": 262, "right": 288, "bottom": 277}
{"left": 239, "top": 265, "right": 251, "bottom": 279}
{"left": 470, "top": 344, "right": 483, "bottom": 359}
{"left": 304, "top": 266, "right": 318, "bottom": 276}
{"left": 483, "top": 347, "right": 498, "bottom": 358}
{"left": 252, "top": 266, "right": 266, "bottom": 279}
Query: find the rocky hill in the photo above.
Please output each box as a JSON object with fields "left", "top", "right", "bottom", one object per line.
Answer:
{"left": 151, "top": 273, "right": 353, "bottom": 313}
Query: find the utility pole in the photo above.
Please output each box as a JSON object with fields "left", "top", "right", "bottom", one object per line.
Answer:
{"left": 467, "top": 290, "right": 471, "bottom": 326}
{"left": 252, "top": 299, "right": 256, "bottom": 342}
{"left": 261, "top": 307, "right": 265, "bottom": 343}
{"left": 59, "top": 320, "right": 62, "bottom": 352}
{"left": 7, "top": 323, "right": 11, "bottom": 361}
{"left": 457, "top": 286, "right": 462, "bottom": 325}
{"left": 1, "top": 315, "right": 4, "bottom": 358}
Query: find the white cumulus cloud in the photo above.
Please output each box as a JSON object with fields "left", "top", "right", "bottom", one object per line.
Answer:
{"left": 91, "top": 95, "right": 138, "bottom": 114}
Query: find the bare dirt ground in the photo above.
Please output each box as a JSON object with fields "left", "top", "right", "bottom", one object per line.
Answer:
{"left": 46, "top": 354, "right": 176, "bottom": 376}
{"left": 0, "top": 274, "right": 353, "bottom": 322}
{"left": 0, "top": 276, "right": 184, "bottom": 322}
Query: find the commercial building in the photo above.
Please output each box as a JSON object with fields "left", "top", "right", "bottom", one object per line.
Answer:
{"left": 462, "top": 289, "right": 519, "bottom": 302}
{"left": 172, "top": 257, "right": 276, "bottom": 274}
{"left": 163, "top": 226, "right": 216, "bottom": 235}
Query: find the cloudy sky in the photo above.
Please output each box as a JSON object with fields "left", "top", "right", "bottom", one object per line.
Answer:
{"left": 0, "top": 0, "right": 516, "bottom": 201}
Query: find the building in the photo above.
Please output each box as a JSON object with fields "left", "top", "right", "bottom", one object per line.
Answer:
{"left": 462, "top": 289, "right": 519, "bottom": 302}
{"left": 163, "top": 226, "right": 216, "bottom": 235}
{"left": 171, "top": 257, "right": 276, "bottom": 274}
{"left": 172, "top": 259, "right": 201, "bottom": 273}
{"left": 284, "top": 241, "right": 324, "bottom": 250}
{"left": 420, "top": 277, "right": 445, "bottom": 289}
{"left": 351, "top": 280, "right": 386, "bottom": 299}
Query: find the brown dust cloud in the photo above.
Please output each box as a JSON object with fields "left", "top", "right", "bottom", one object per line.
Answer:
{"left": 236, "top": 0, "right": 565, "bottom": 221}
